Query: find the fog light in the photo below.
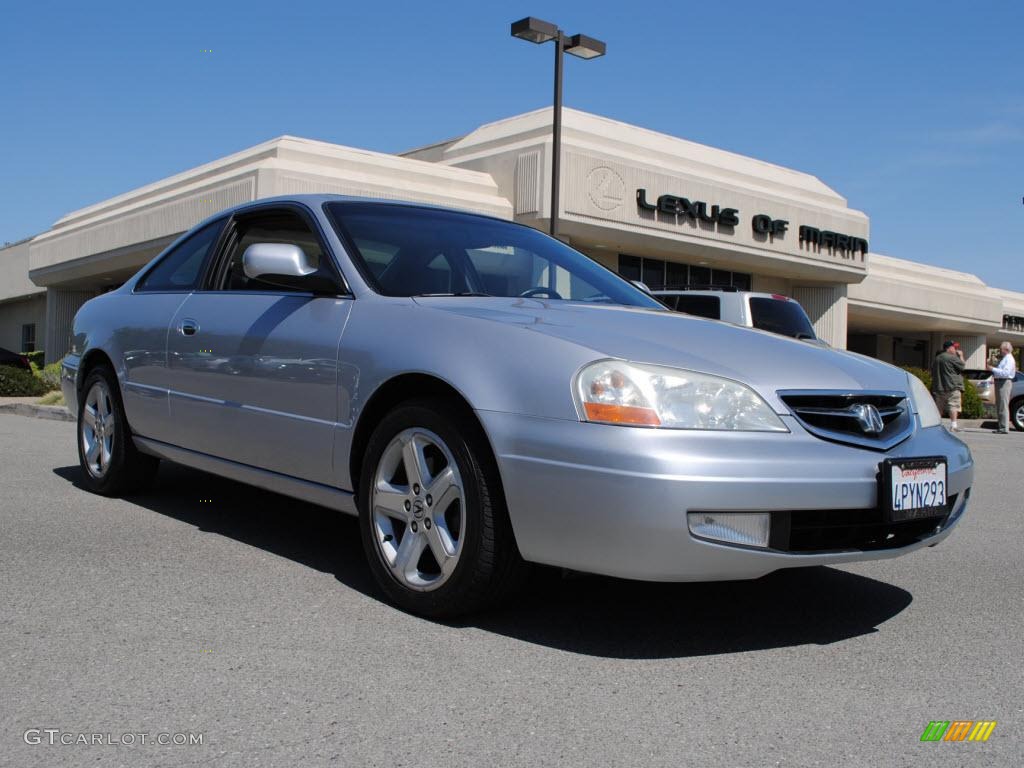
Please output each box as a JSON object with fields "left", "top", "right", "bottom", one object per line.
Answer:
{"left": 687, "top": 512, "right": 770, "bottom": 548}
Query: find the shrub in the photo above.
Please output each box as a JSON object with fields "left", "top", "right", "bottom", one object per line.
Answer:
{"left": 37, "top": 361, "right": 62, "bottom": 392}
{"left": 23, "top": 351, "right": 44, "bottom": 369}
{"left": 961, "top": 379, "right": 985, "bottom": 419}
{"left": 902, "top": 366, "right": 931, "bottom": 391}
{"left": 0, "top": 364, "right": 48, "bottom": 397}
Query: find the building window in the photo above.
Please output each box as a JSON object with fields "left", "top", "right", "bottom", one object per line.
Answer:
{"left": 1003, "top": 314, "right": 1024, "bottom": 333}
{"left": 617, "top": 254, "right": 750, "bottom": 291}
{"left": 617, "top": 254, "right": 642, "bottom": 283}
{"left": 642, "top": 258, "right": 665, "bottom": 289}
{"left": 21, "top": 323, "right": 36, "bottom": 353}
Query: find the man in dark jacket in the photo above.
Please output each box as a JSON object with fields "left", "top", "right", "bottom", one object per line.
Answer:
{"left": 931, "top": 340, "right": 965, "bottom": 431}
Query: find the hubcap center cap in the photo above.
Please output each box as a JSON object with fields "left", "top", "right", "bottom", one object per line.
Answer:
{"left": 411, "top": 496, "right": 425, "bottom": 519}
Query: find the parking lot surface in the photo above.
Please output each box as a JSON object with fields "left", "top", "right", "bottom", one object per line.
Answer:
{"left": 1, "top": 415, "right": 1020, "bottom": 767}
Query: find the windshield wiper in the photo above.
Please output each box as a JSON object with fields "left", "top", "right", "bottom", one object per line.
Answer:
{"left": 412, "top": 292, "right": 492, "bottom": 297}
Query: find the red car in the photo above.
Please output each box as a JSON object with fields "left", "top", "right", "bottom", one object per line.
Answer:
{"left": 0, "top": 347, "right": 32, "bottom": 371}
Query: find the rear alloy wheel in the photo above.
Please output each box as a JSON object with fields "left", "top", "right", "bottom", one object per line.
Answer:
{"left": 1011, "top": 398, "right": 1024, "bottom": 432}
{"left": 358, "top": 399, "right": 525, "bottom": 617}
{"left": 81, "top": 380, "right": 116, "bottom": 480}
{"left": 77, "top": 365, "right": 159, "bottom": 495}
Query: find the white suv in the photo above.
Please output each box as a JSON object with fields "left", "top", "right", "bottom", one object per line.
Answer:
{"left": 652, "top": 287, "right": 820, "bottom": 342}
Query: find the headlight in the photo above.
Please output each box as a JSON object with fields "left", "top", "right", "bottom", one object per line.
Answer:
{"left": 574, "top": 359, "right": 788, "bottom": 431}
{"left": 906, "top": 372, "right": 942, "bottom": 428}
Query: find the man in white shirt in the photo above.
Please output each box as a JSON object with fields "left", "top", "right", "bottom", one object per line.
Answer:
{"left": 989, "top": 341, "right": 1017, "bottom": 433}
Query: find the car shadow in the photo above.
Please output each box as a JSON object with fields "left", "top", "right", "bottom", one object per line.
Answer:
{"left": 53, "top": 462, "right": 913, "bottom": 660}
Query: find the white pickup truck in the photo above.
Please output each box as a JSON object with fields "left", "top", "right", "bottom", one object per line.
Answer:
{"left": 652, "top": 287, "right": 822, "bottom": 343}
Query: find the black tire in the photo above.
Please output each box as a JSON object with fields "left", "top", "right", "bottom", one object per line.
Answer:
{"left": 76, "top": 364, "right": 159, "bottom": 495}
{"left": 1011, "top": 397, "right": 1024, "bottom": 432}
{"left": 357, "top": 398, "right": 526, "bottom": 618}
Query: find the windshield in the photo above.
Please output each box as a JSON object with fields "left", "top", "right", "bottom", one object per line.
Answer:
{"left": 748, "top": 297, "right": 816, "bottom": 339}
{"left": 326, "top": 202, "right": 663, "bottom": 308}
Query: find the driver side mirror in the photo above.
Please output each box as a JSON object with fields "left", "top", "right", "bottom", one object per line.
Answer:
{"left": 242, "top": 243, "right": 341, "bottom": 295}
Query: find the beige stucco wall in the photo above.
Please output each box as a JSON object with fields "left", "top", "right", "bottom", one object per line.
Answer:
{"left": 791, "top": 284, "right": 848, "bottom": 349}
{"left": 4, "top": 115, "right": 1024, "bottom": 367}
{"left": 847, "top": 254, "right": 1001, "bottom": 333}
{"left": 406, "top": 109, "right": 871, "bottom": 285}
{"left": 0, "top": 241, "right": 45, "bottom": 302}
{"left": 0, "top": 241, "right": 47, "bottom": 353}
{"left": 28, "top": 136, "right": 512, "bottom": 290}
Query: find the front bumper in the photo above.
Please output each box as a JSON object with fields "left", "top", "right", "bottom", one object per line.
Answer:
{"left": 478, "top": 411, "right": 973, "bottom": 581}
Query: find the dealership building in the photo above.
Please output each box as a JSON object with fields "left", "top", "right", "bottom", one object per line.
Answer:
{"left": 2, "top": 108, "right": 1022, "bottom": 367}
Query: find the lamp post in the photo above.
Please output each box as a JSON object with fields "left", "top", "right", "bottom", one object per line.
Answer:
{"left": 511, "top": 17, "right": 606, "bottom": 238}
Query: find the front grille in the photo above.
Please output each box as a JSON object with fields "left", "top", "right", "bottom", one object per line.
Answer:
{"left": 767, "top": 494, "right": 957, "bottom": 553}
{"left": 778, "top": 390, "right": 914, "bottom": 450}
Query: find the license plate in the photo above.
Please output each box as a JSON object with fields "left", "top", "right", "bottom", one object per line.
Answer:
{"left": 882, "top": 457, "right": 948, "bottom": 522}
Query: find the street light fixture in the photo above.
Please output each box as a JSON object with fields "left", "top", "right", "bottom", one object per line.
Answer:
{"left": 511, "top": 17, "right": 606, "bottom": 237}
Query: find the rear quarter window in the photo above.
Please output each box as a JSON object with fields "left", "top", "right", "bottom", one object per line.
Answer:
{"left": 748, "top": 297, "right": 816, "bottom": 339}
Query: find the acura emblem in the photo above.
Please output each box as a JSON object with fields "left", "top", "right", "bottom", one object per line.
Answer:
{"left": 850, "top": 403, "right": 884, "bottom": 434}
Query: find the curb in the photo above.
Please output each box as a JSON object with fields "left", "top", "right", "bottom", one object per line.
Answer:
{"left": 0, "top": 403, "right": 75, "bottom": 422}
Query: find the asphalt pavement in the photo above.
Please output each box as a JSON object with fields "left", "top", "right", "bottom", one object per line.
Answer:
{"left": 1, "top": 414, "right": 1021, "bottom": 767}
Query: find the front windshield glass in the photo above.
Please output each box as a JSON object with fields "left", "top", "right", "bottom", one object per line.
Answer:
{"left": 326, "top": 202, "right": 663, "bottom": 308}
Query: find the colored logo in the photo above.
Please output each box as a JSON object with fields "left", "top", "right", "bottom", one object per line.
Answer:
{"left": 920, "top": 720, "right": 996, "bottom": 742}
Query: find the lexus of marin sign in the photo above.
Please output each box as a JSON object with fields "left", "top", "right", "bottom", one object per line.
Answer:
{"left": 636, "top": 188, "right": 868, "bottom": 257}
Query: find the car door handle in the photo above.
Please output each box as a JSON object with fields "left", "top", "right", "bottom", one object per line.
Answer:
{"left": 179, "top": 319, "right": 199, "bottom": 336}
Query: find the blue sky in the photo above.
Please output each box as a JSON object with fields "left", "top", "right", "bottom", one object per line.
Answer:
{"left": 2, "top": 0, "right": 1021, "bottom": 289}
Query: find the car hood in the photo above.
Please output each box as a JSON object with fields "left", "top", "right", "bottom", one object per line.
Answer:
{"left": 413, "top": 297, "right": 911, "bottom": 412}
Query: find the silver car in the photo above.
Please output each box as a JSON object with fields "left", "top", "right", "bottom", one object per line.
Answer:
{"left": 63, "top": 195, "right": 973, "bottom": 617}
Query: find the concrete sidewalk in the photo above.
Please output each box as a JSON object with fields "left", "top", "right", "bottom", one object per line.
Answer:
{"left": 945, "top": 418, "right": 1018, "bottom": 434}
{"left": 0, "top": 396, "right": 73, "bottom": 422}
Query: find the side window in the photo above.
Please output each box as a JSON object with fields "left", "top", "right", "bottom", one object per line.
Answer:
{"left": 675, "top": 295, "right": 721, "bottom": 320}
{"left": 218, "top": 210, "right": 324, "bottom": 292}
{"left": 137, "top": 220, "right": 224, "bottom": 292}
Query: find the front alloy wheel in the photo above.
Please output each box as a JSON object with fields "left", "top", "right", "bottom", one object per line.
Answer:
{"left": 358, "top": 398, "right": 525, "bottom": 617}
{"left": 371, "top": 428, "right": 466, "bottom": 591}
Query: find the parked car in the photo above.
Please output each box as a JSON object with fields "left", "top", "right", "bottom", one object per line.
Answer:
{"left": 653, "top": 287, "right": 821, "bottom": 342}
{"left": 963, "top": 368, "right": 995, "bottom": 416}
{"left": 63, "top": 195, "right": 974, "bottom": 617}
{"left": 0, "top": 346, "right": 32, "bottom": 371}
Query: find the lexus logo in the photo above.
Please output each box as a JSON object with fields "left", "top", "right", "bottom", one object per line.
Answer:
{"left": 586, "top": 166, "right": 625, "bottom": 211}
{"left": 850, "top": 403, "right": 884, "bottom": 434}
